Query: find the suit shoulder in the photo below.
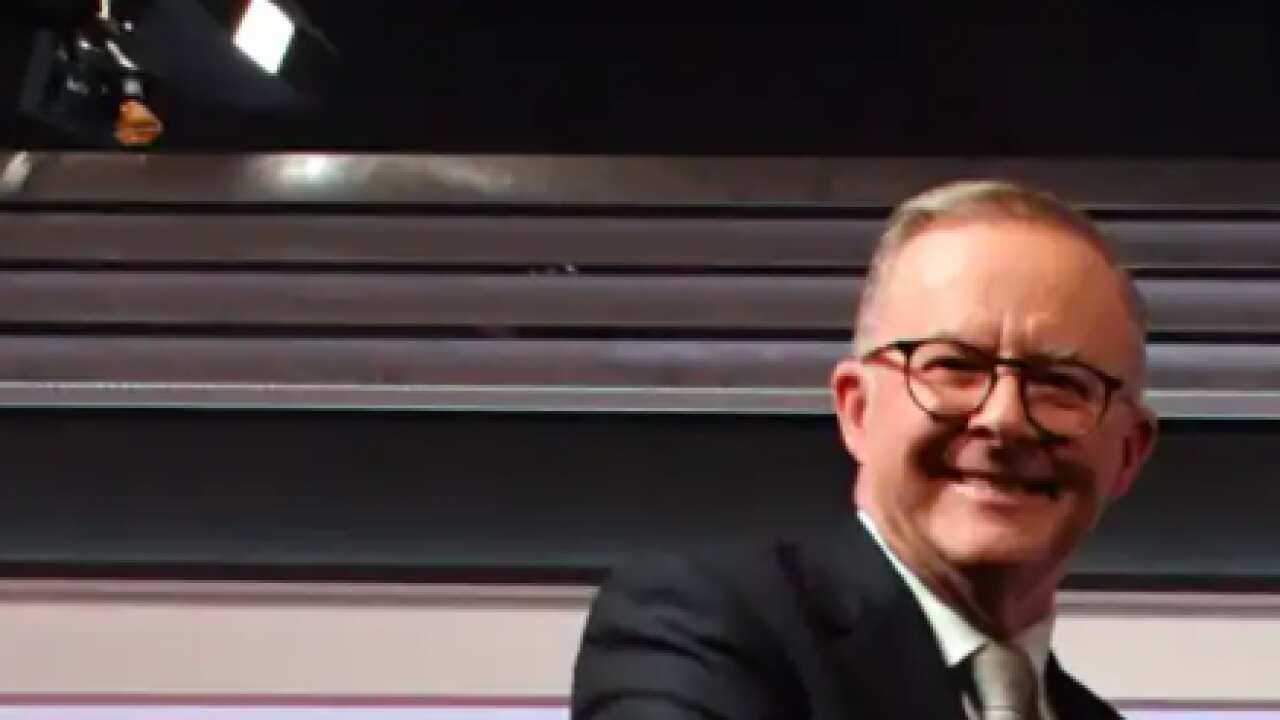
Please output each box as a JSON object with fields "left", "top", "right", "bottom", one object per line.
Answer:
{"left": 594, "top": 534, "right": 813, "bottom": 607}
{"left": 574, "top": 539, "right": 815, "bottom": 719}
{"left": 581, "top": 530, "right": 843, "bottom": 663}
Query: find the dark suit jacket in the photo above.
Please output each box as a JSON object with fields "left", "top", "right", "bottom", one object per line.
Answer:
{"left": 572, "top": 514, "right": 1122, "bottom": 720}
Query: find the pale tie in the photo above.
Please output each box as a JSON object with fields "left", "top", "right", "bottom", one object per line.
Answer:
{"left": 971, "top": 641, "right": 1041, "bottom": 720}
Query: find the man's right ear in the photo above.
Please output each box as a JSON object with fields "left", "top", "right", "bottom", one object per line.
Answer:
{"left": 831, "top": 357, "right": 871, "bottom": 463}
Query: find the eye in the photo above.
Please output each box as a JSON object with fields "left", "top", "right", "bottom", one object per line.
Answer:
{"left": 1030, "top": 368, "right": 1096, "bottom": 400}
{"left": 923, "top": 356, "right": 986, "bottom": 373}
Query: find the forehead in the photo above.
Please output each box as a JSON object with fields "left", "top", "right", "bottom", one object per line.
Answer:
{"left": 873, "top": 219, "right": 1137, "bottom": 370}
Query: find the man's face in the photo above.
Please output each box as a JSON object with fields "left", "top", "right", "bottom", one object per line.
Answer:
{"left": 833, "top": 219, "right": 1156, "bottom": 581}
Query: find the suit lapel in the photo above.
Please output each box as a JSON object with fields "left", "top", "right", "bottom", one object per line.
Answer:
{"left": 792, "top": 515, "right": 968, "bottom": 720}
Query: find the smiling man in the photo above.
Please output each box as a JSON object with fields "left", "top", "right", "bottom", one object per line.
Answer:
{"left": 572, "top": 180, "right": 1158, "bottom": 720}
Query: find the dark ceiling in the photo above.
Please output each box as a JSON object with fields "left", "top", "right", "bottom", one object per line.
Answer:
{"left": 3, "top": 6, "right": 1280, "bottom": 155}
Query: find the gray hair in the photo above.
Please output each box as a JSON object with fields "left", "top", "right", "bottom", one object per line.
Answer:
{"left": 854, "top": 179, "right": 1147, "bottom": 385}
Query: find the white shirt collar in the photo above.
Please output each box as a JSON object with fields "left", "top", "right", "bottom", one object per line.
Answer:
{"left": 857, "top": 510, "right": 1054, "bottom": 679}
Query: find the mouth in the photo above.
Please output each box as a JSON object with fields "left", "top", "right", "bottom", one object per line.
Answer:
{"left": 946, "top": 471, "right": 1065, "bottom": 502}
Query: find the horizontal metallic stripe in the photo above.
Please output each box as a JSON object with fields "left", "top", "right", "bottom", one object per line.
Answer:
{"left": 0, "top": 338, "right": 838, "bottom": 386}
{"left": 0, "top": 338, "right": 1270, "bottom": 390}
{"left": 0, "top": 381, "right": 1270, "bottom": 418}
{"left": 6, "top": 214, "right": 1280, "bottom": 271}
{"left": 0, "top": 272, "right": 856, "bottom": 328}
{"left": 1, "top": 578, "right": 1278, "bottom": 615}
{"left": 12, "top": 153, "right": 1280, "bottom": 209}
{"left": 0, "top": 215, "right": 880, "bottom": 268}
{"left": 0, "top": 273, "right": 1272, "bottom": 333}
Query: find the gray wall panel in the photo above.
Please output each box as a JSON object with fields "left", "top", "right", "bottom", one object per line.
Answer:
{"left": 12, "top": 153, "right": 1280, "bottom": 210}
{"left": 0, "top": 338, "right": 1271, "bottom": 391}
{"left": 0, "top": 272, "right": 1275, "bottom": 335}
{"left": 0, "top": 153, "right": 1276, "bottom": 585}
{"left": 7, "top": 214, "right": 1280, "bottom": 271}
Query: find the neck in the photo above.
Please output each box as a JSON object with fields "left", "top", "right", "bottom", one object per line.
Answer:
{"left": 958, "top": 564, "right": 1058, "bottom": 639}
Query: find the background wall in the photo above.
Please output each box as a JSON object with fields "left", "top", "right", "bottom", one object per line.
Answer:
{"left": 0, "top": 580, "right": 1277, "bottom": 713}
{"left": 4, "top": 153, "right": 1279, "bottom": 715}
{"left": 4, "top": 153, "right": 1280, "bottom": 591}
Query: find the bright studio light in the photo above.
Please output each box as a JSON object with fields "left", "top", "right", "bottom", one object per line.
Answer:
{"left": 234, "top": 0, "right": 296, "bottom": 75}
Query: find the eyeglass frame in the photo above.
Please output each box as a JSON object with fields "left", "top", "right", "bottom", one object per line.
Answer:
{"left": 858, "top": 337, "right": 1127, "bottom": 440}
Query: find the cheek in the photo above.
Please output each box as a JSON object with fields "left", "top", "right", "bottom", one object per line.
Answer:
{"left": 1068, "top": 433, "right": 1128, "bottom": 499}
{"left": 863, "top": 391, "right": 930, "bottom": 460}
{"left": 862, "top": 394, "right": 956, "bottom": 496}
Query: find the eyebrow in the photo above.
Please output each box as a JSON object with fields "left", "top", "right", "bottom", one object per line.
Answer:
{"left": 926, "top": 333, "right": 1087, "bottom": 364}
{"left": 1025, "top": 349, "right": 1088, "bottom": 365}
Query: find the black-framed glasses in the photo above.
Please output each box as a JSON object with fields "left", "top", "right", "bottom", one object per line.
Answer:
{"left": 861, "top": 338, "right": 1125, "bottom": 439}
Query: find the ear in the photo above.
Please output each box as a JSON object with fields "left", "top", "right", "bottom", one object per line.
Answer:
{"left": 831, "top": 357, "right": 872, "bottom": 463}
{"left": 1108, "top": 403, "right": 1158, "bottom": 501}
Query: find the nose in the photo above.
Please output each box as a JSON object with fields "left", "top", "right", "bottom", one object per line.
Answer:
{"left": 968, "top": 367, "right": 1036, "bottom": 439}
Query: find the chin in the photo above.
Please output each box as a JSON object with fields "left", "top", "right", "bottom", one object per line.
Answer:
{"left": 937, "top": 538, "right": 1049, "bottom": 569}
{"left": 923, "top": 485, "right": 1086, "bottom": 564}
{"left": 927, "top": 515, "right": 1059, "bottom": 569}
